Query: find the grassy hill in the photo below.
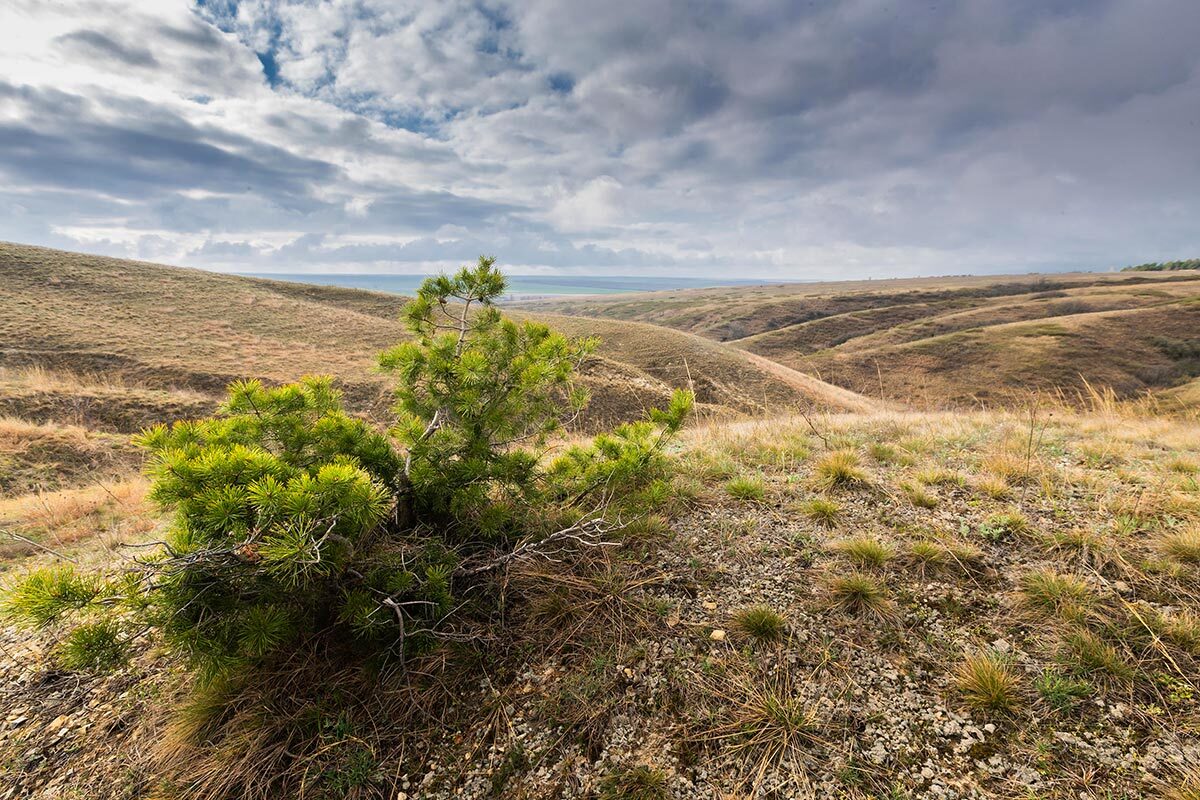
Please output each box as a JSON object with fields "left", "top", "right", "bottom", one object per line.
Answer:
{"left": 515, "top": 271, "right": 1200, "bottom": 408}
{"left": 0, "top": 242, "right": 868, "bottom": 436}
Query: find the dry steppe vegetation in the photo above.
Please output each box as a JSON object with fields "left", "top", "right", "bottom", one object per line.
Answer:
{"left": 516, "top": 270, "right": 1200, "bottom": 409}
{"left": 2, "top": 242, "right": 1199, "bottom": 799}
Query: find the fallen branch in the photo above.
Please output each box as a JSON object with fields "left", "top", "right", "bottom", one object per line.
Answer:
{"left": 455, "top": 517, "right": 623, "bottom": 577}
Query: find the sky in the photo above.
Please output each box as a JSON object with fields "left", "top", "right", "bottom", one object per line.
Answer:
{"left": 1, "top": 1, "right": 1198, "bottom": 280}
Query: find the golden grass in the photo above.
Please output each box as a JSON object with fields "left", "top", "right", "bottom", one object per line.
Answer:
{"left": 1019, "top": 570, "right": 1094, "bottom": 620}
{"left": 954, "top": 650, "right": 1021, "bottom": 713}
{"left": 813, "top": 449, "right": 868, "bottom": 489}
{"left": 1160, "top": 527, "right": 1200, "bottom": 565}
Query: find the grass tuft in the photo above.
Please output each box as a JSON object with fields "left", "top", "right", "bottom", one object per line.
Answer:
{"left": 1060, "top": 629, "right": 1133, "bottom": 680}
{"left": 915, "top": 467, "right": 965, "bottom": 487}
{"left": 1160, "top": 527, "right": 1200, "bottom": 565}
{"left": 1019, "top": 569, "right": 1093, "bottom": 619}
{"left": 800, "top": 496, "right": 840, "bottom": 526}
{"left": 828, "top": 573, "right": 892, "bottom": 620}
{"left": 814, "top": 450, "right": 868, "bottom": 489}
{"left": 731, "top": 605, "right": 787, "bottom": 643}
{"left": 598, "top": 765, "right": 669, "bottom": 800}
{"left": 725, "top": 474, "right": 766, "bottom": 502}
{"left": 954, "top": 650, "right": 1021, "bottom": 713}
{"left": 905, "top": 540, "right": 946, "bottom": 573}
{"left": 832, "top": 536, "right": 895, "bottom": 570}
{"left": 900, "top": 481, "right": 938, "bottom": 508}
{"left": 976, "top": 476, "right": 1012, "bottom": 500}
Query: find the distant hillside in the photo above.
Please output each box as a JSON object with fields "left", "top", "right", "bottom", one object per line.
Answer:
{"left": 514, "top": 269, "right": 1200, "bottom": 408}
{"left": 0, "top": 242, "right": 870, "bottom": 443}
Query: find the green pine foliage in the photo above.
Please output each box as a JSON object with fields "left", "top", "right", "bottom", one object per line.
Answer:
{"left": 379, "top": 256, "right": 597, "bottom": 535}
{"left": 2, "top": 256, "right": 692, "bottom": 686}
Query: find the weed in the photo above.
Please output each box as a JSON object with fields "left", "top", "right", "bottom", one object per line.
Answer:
{"left": 979, "top": 510, "right": 1031, "bottom": 541}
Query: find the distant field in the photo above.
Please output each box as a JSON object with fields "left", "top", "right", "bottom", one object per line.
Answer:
{"left": 515, "top": 270, "right": 1200, "bottom": 408}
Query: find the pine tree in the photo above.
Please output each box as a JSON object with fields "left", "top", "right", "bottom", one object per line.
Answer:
{"left": 2, "top": 257, "right": 693, "bottom": 682}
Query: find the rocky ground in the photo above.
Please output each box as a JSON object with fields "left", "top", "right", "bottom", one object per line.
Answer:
{"left": 3, "top": 408, "right": 1200, "bottom": 799}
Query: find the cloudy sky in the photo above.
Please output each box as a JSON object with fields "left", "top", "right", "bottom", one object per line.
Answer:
{"left": 1, "top": 1, "right": 1198, "bottom": 279}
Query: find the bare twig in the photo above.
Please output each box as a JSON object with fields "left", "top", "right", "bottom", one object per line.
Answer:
{"left": 1, "top": 528, "right": 78, "bottom": 563}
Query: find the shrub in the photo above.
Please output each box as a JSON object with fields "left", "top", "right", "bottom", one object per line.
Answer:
{"left": 3, "top": 258, "right": 692, "bottom": 686}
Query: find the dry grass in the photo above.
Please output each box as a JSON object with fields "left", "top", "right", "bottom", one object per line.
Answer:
{"left": 0, "top": 479, "right": 152, "bottom": 562}
{"left": 0, "top": 416, "right": 140, "bottom": 494}
{"left": 832, "top": 537, "right": 894, "bottom": 570}
{"left": 1160, "top": 527, "right": 1200, "bottom": 565}
{"left": 814, "top": 450, "right": 869, "bottom": 489}
{"left": 954, "top": 650, "right": 1022, "bottom": 713}
{"left": 827, "top": 572, "right": 893, "bottom": 621}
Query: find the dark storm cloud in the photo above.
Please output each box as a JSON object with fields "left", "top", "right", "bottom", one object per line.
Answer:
{"left": 0, "top": 82, "right": 337, "bottom": 199}
{"left": 2, "top": 0, "right": 1199, "bottom": 275}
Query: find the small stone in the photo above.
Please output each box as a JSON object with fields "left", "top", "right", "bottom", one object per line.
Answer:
{"left": 702, "top": 601, "right": 718, "bottom": 611}
{"left": 709, "top": 629, "right": 726, "bottom": 642}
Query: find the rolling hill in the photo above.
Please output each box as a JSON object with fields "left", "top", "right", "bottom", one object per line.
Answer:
{"left": 515, "top": 270, "right": 1200, "bottom": 408}
{"left": 0, "top": 241, "right": 872, "bottom": 438}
